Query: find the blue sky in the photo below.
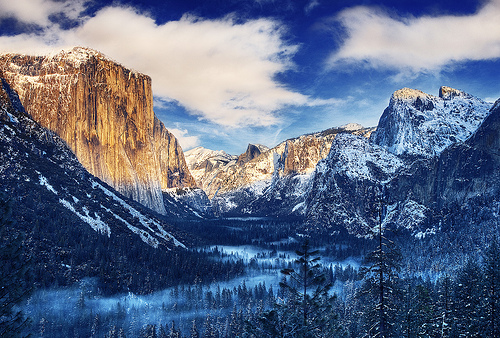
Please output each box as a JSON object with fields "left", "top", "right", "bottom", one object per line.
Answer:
{"left": 1, "top": 0, "right": 500, "bottom": 154}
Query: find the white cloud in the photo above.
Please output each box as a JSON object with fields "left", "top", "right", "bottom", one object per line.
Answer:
{"left": 305, "top": 0, "right": 320, "bottom": 14}
{"left": 485, "top": 96, "right": 500, "bottom": 104}
{"left": 167, "top": 127, "right": 200, "bottom": 150}
{"left": 0, "top": 0, "right": 87, "bottom": 26}
{"left": 329, "top": 0, "right": 500, "bottom": 73}
{"left": 0, "top": 4, "right": 320, "bottom": 128}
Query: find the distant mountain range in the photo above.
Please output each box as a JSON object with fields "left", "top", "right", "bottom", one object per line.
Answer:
{"left": 2, "top": 46, "right": 500, "bottom": 280}
{"left": 183, "top": 83, "right": 499, "bottom": 253}
{"left": 304, "top": 85, "right": 494, "bottom": 237}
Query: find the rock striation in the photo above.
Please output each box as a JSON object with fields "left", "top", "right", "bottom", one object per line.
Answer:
{"left": 0, "top": 72, "right": 190, "bottom": 249}
{"left": 0, "top": 47, "right": 196, "bottom": 214}
{"left": 185, "top": 130, "right": 342, "bottom": 199}
{"left": 201, "top": 86, "right": 496, "bottom": 236}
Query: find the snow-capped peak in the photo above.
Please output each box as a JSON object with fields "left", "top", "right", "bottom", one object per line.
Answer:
{"left": 43, "top": 47, "right": 107, "bottom": 67}
{"left": 340, "top": 123, "right": 364, "bottom": 131}
{"left": 252, "top": 144, "right": 269, "bottom": 152}
{"left": 439, "top": 86, "right": 468, "bottom": 100}
{"left": 184, "top": 146, "right": 235, "bottom": 168}
{"left": 371, "top": 87, "right": 491, "bottom": 158}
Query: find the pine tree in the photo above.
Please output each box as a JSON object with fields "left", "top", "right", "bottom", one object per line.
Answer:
{"left": 413, "top": 283, "right": 436, "bottom": 337}
{"left": 168, "top": 321, "right": 180, "bottom": 338}
{"left": 401, "top": 283, "right": 417, "bottom": 338}
{"left": 435, "top": 275, "right": 454, "bottom": 338}
{"left": 203, "top": 314, "right": 217, "bottom": 338}
{"left": 190, "top": 319, "right": 200, "bottom": 338}
{"left": 453, "top": 258, "right": 484, "bottom": 337}
{"left": 0, "top": 193, "right": 32, "bottom": 338}
{"left": 249, "top": 238, "right": 340, "bottom": 337}
{"left": 484, "top": 237, "right": 500, "bottom": 337}
{"left": 358, "top": 193, "right": 402, "bottom": 338}
{"left": 228, "top": 306, "right": 243, "bottom": 337}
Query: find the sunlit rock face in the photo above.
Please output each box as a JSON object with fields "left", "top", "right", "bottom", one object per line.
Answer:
{"left": 184, "top": 126, "right": 375, "bottom": 203}
{"left": 185, "top": 125, "right": 376, "bottom": 216}
{"left": 0, "top": 47, "right": 196, "bottom": 214}
{"left": 236, "top": 144, "right": 268, "bottom": 166}
{"left": 185, "top": 133, "right": 341, "bottom": 199}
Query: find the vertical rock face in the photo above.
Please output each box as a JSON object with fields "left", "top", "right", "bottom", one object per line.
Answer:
{"left": 302, "top": 89, "right": 499, "bottom": 238}
{"left": 0, "top": 47, "right": 196, "bottom": 214}
{"left": 192, "top": 125, "right": 375, "bottom": 216}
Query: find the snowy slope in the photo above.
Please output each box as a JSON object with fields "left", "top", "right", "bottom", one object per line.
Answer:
{"left": 184, "top": 146, "right": 238, "bottom": 191}
{"left": 210, "top": 126, "right": 375, "bottom": 216}
{"left": 304, "top": 133, "right": 409, "bottom": 236}
{"left": 321, "top": 133, "right": 404, "bottom": 182}
{"left": 302, "top": 89, "right": 498, "bottom": 238}
{"left": 0, "top": 76, "right": 187, "bottom": 250}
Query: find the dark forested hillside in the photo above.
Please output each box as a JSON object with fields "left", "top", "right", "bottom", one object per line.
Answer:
{"left": 0, "top": 75, "right": 243, "bottom": 295}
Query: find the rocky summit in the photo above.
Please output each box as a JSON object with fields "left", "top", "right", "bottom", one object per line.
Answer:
{"left": 371, "top": 86, "right": 490, "bottom": 158}
{"left": 0, "top": 47, "right": 196, "bottom": 215}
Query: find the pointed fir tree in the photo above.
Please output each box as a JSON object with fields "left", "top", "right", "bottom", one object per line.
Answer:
{"left": 190, "top": 319, "right": 200, "bottom": 338}
{"left": 401, "top": 283, "right": 417, "bottom": 338}
{"left": 168, "top": 321, "right": 181, "bottom": 338}
{"left": 0, "top": 193, "right": 32, "bottom": 338}
{"left": 202, "top": 314, "right": 217, "bottom": 338}
{"left": 358, "top": 191, "right": 402, "bottom": 338}
{"left": 483, "top": 237, "right": 500, "bottom": 337}
{"left": 452, "top": 257, "right": 484, "bottom": 337}
{"left": 248, "top": 238, "right": 340, "bottom": 337}
{"left": 435, "top": 274, "right": 454, "bottom": 338}
{"left": 158, "top": 324, "right": 168, "bottom": 338}
{"left": 413, "top": 283, "right": 437, "bottom": 337}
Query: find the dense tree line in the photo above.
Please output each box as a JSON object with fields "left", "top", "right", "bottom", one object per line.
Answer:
{"left": 176, "top": 218, "right": 373, "bottom": 261}
{"left": 131, "top": 238, "right": 500, "bottom": 337}
{"left": 13, "top": 231, "right": 500, "bottom": 338}
{"left": 0, "top": 193, "right": 32, "bottom": 337}
{"left": 5, "top": 179, "right": 500, "bottom": 338}
{"left": 4, "top": 181, "right": 246, "bottom": 295}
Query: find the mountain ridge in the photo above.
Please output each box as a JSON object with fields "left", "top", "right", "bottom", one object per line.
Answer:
{"left": 0, "top": 73, "right": 216, "bottom": 293}
{"left": 303, "top": 86, "right": 497, "bottom": 237}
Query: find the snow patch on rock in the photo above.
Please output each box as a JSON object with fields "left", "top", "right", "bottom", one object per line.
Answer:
{"left": 372, "top": 86, "right": 491, "bottom": 158}
{"left": 38, "top": 173, "right": 57, "bottom": 194}
{"left": 59, "top": 198, "right": 111, "bottom": 236}
{"left": 92, "top": 180, "right": 186, "bottom": 249}
{"left": 327, "top": 133, "right": 403, "bottom": 182}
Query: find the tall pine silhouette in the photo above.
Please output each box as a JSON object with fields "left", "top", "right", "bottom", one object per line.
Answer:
{"left": 358, "top": 190, "right": 402, "bottom": 338}
{"left": 249, "top": 238, "right": 340, "bottom": 337}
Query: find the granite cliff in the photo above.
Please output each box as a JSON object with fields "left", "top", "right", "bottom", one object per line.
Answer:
{"left": 0, "top": 47, "right": 196, "bottom": 214}
{"left": 304, "top": 86, "right": 494, "bottom": 237}
{"left": 370, "top": 86, "right": 490, "bottom": 158}
{"left": 185, "top": 132, "right": 339, "bottom": 199}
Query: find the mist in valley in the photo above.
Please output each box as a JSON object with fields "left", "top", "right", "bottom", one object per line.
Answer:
{"left": 22, "top": 218, "right": 361, "bottom": 337}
